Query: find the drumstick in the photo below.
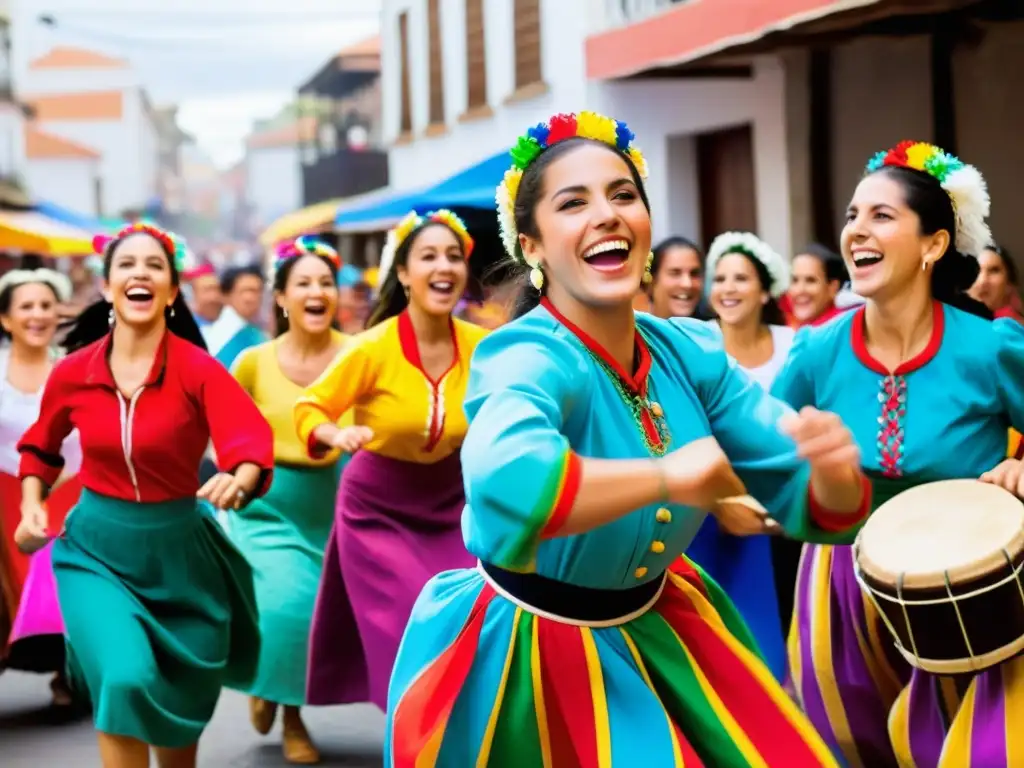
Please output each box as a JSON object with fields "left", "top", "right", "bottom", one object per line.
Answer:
{"left": 717, "top": 494, "right": 781, "bottom": 532}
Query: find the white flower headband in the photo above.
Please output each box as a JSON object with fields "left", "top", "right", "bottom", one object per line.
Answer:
{"left": 866, "top": 141, "right": 990, "bottom": 257}
{"left": 0, "top": 268, "right": 73, "bottom": 304}
{"left": 705, "top": 232, "right": 791, "bottom": 298}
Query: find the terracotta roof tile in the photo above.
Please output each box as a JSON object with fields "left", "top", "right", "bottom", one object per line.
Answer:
{"left": 25, "top": 90, "right": 124, "bottom": 121}
{"left": 338, "top": 36, "right": 380, "bottom": 58}
{"left": 246, "top": 116, "right": 317, "bottom": 150}
{"left": 25, "top": 125, "right": 101, "bottom": 159}
{"left": 29, "top": 46, "right": 129, "bottom": 70}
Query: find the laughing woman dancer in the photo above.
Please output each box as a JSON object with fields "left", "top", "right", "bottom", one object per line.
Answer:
{"left": 645, "top": 236, "right": 709, "bottom": 320}
{"left": 0, "top": 266, "right": 82, "bottom": 707}
{"left": 384, "top": 112, "right": 871, "bottom": 767}
{"left": 230, "top": 237, "right": 348, "bottom": 765}
{"left": 294, "top": 209, "right": 485, "bottom": 712}
{"left": 788, "top": 244, "right": 849, "bottom": 327}
{"left": 16, "top": 223, "right": 273, "bottom": 768}
{"left": 774, "top": 142, "right": 1024, "bottom": 767}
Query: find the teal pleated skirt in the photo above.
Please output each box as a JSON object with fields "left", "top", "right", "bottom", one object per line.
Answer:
{"left": 52, "top": 489, "right": 260, "bottom": 748}
{"left": 228, "top": 461, "right": 342, "bottom": 705}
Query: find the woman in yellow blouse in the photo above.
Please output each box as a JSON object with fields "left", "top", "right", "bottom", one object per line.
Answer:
{"left": 295, "top": 210, "right": 486, "bottom": 712}
{"left": 230, "top": 237, "right": 349, "bottom": 765}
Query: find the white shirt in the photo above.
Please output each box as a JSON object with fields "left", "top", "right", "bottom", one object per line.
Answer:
{"left": 0, "top": 346, "right": 81, "bottom": 477}
{"left": 704, "top": 322, "right": 796, "bottom": 391}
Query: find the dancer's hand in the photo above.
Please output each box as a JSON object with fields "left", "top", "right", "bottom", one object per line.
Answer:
{"left": 15, "top": 500, "right": 50, "bottom": 554}
{"left": 198, "top": 472, "right": 254, "bottom": 511}
{"left": 981, "top": 459, "right": 1024, "bottom": 498}
{"left": 780, "top": 406, "right": 860, "bottom": 479}
{"left": 330, "top": 425, "right": 374, "bottom": 453}
{"left": 659, "top": 437, "right": 777, "bottom": 535}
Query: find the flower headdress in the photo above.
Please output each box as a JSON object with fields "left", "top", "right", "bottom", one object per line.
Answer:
{"left": 496, "top": 111, "right": 649, "bottom": 261}
{"left": 271, "top": 236, "right": 341, "bottom": 281}
{"left": 93, "top": 222, "right": 194, "bottom": 273}
{"left": 866, "top": 141, "right": 991, "bottom": 256}
{"left": 705, "top": 231, "right": 791, "bottom": 298}
{"left": 0, "top": 268, "right": 72, "bottom": 304}
{"left": 378, "top": 209, "right": 475, "bottom": 286}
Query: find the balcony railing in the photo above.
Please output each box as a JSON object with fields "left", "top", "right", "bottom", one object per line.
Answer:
{"left": 301, "top": 147, "right": 388, "bottom": 207}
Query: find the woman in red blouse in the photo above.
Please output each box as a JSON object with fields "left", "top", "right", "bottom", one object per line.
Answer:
{"left": 15, "top": 224, "right": 274, "bottom": 768}
{"left": 786, "top": 243, "right": 849, "bottom": 327}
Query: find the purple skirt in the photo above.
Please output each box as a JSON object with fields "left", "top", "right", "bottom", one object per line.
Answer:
{"left": 306, "top": 449, "right": 473, "bottom": 710}
{"left": 790, "top": 543, "right": 1024, "bottom": 767}
{"left": 5, "top": 542, "right": 65, "bottom": 672}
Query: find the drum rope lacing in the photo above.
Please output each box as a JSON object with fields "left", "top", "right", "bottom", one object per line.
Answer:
{"left": 853, "top": 544, "right": 1024, "bottom": 673}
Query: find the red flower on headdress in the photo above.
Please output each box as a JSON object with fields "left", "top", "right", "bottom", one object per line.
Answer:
{"left": 884, "top": 140, "right": 915, "bottom": 167}
{"left": 545, "top": 113, "right": 578, "bottom": 146}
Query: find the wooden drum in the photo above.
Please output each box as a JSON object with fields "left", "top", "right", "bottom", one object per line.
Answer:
{"left": 853, "top": 479, "right": 1024, "bottom": 674}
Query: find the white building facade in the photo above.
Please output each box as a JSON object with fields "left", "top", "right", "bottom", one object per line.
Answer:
{"left": 379, "top": 0, "right": 796, "bottom": 255}
{"left": 16, "top": 46, "right": 160, "bottom": 217}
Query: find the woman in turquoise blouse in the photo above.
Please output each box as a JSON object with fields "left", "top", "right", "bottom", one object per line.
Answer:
{"left": 383, "top": 112, "right": 871, "bottom": 767}
{"left": 774, "top": 141, "right": 1024, "bottom": 768}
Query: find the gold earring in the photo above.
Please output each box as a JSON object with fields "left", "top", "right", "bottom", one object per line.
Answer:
{"left": 642, "top": 250, "right": 654, "bottom": 285}
{"left": 922, "top": 260, "right": 929, "bottom": 271}
{"left": 529, "top": 263, "right": 544, "bottom": 291}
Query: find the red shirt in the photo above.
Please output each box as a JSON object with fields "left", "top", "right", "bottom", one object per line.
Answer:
{"left": 995, "top": 305, "right": 1024, "bottom": 324}
{"left": 19, "top": 331, "right": 274, "bottom": 503}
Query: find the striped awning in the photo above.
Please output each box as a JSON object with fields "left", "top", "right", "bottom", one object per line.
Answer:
{"left": 0, "top": 210, "right": 93, "bottom": 255}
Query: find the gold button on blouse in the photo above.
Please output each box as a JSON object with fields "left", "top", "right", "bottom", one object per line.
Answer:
{"left": 650, "top": 541, "right": 666, "bottom": 554}
{"left": 635, "top": 566, "right": 649, "bottom": 579}
{"left": 656, "top": 508, "right": 672, "bottom": 523}
{"left": 650, "top": 402, "right": 664, "bottom": 418}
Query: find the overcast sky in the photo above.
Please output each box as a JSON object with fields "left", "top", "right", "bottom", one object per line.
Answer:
{"left": 17, "top": 0, "right": 380, "bottom": 166}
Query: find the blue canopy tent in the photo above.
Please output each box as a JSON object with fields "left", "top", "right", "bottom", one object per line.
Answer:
{"left": 34, "top": 200, "right": 108, "bottom": 232}
{"left": 334, "top": 150, "right": 509, "bottom": 230}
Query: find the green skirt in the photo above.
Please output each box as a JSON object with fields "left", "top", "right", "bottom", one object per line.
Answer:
{"left": 52, "top": 489, "right": 260, "bottom": 748}
{"left": 228, "top": 461, "right": 342, "bottom": 705}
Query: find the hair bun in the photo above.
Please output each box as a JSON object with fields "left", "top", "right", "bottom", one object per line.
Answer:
{"left": 944, "top": 250, "right": 980, "bottom": 293}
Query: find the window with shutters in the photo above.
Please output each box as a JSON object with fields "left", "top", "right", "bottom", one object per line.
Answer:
{"left": 398, "top": 12, "right": 413, "bottom": 136}
{"left": 465, "top": 0, "right": 486, "bottom": 109}
{"left": 512, "top": 0, "right": 542, "bottom": 89}
{"left": 427, "top": 0, "right": 445, "bottom": 125}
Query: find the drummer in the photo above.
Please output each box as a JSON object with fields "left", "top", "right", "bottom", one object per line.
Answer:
{"left": 772, "top": 141, "right": 1024, "bottom": 767}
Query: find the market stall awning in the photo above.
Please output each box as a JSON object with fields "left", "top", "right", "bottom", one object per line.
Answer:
{"left": 0, "top": 210, "right": 93, "bottom": 255}
{"left": 334, "top": 151, "right": 508, "bottom": 233}
{"left": 35, "top": 200, "right": 120, "bottom": 234}
{"left": 259, "top": 197, "right": 346, "bottom": 248}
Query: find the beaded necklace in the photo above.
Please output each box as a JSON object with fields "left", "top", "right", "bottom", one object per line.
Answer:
{"left": 586, "top": 330, "right": 671, "bottom": 457}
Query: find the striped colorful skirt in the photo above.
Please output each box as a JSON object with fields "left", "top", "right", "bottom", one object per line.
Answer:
{"left": 790, "top": 542, "right": 1024, "bottom": 767}
{"left": 0, "top": 471, "right": 81, "bottom": 672}
{"left": 228, "top": 461, "right": 341, "bottom": 705}
{"left": 306, "top": 450, "right": 473, "bottom": 710}
{"left": 386, "top": 557, "right": 840, "bottom": 767}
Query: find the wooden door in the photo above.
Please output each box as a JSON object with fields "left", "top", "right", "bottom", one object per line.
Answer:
{"left": 696, "top": 124, "right": 757, "bottom": 244}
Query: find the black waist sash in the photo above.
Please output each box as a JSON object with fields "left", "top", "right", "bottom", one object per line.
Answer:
{"left": 480, "top": 561, "right": 664, "bottom": 622}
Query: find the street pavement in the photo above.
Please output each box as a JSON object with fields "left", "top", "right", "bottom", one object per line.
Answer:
{"left": 0, "top": 671, "right": 384, "bottom": 766}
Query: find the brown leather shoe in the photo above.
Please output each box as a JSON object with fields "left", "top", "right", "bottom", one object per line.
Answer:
{"left": 282, "top": 720, "right": 320, "bottom": 765}
{"left": 249, "top": 697, "right": 277, "bottom": 735}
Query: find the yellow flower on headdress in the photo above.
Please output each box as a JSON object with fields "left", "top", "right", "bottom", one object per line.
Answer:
{"left": 576, "top": 111, "right": 618, "bottom": 148}
{"left": 391, "top": 210, "right": 423, "bottom": 248}
{"left": 427, "top": 209, "right": 475, "bottom": 257}
{"left": 628, "top": 147, "right": 649, "bottom": 179}
{"left": 905, "top": 143, "right": 936, "bottom": 172}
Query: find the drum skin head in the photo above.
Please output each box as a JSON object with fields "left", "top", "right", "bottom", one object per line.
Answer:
{"left": 857, "top": 479, "right": 1024, "bottom": 590}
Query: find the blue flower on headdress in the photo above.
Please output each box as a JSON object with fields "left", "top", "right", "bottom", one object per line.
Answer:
{"left": 526, "top": 122, "right": 551, "bottom": 147}
{"left": 615, "top": 121, "right": 634, "bottom": 152}
{"left": 866, "top": 151, "right": 888, "bottom": 173}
